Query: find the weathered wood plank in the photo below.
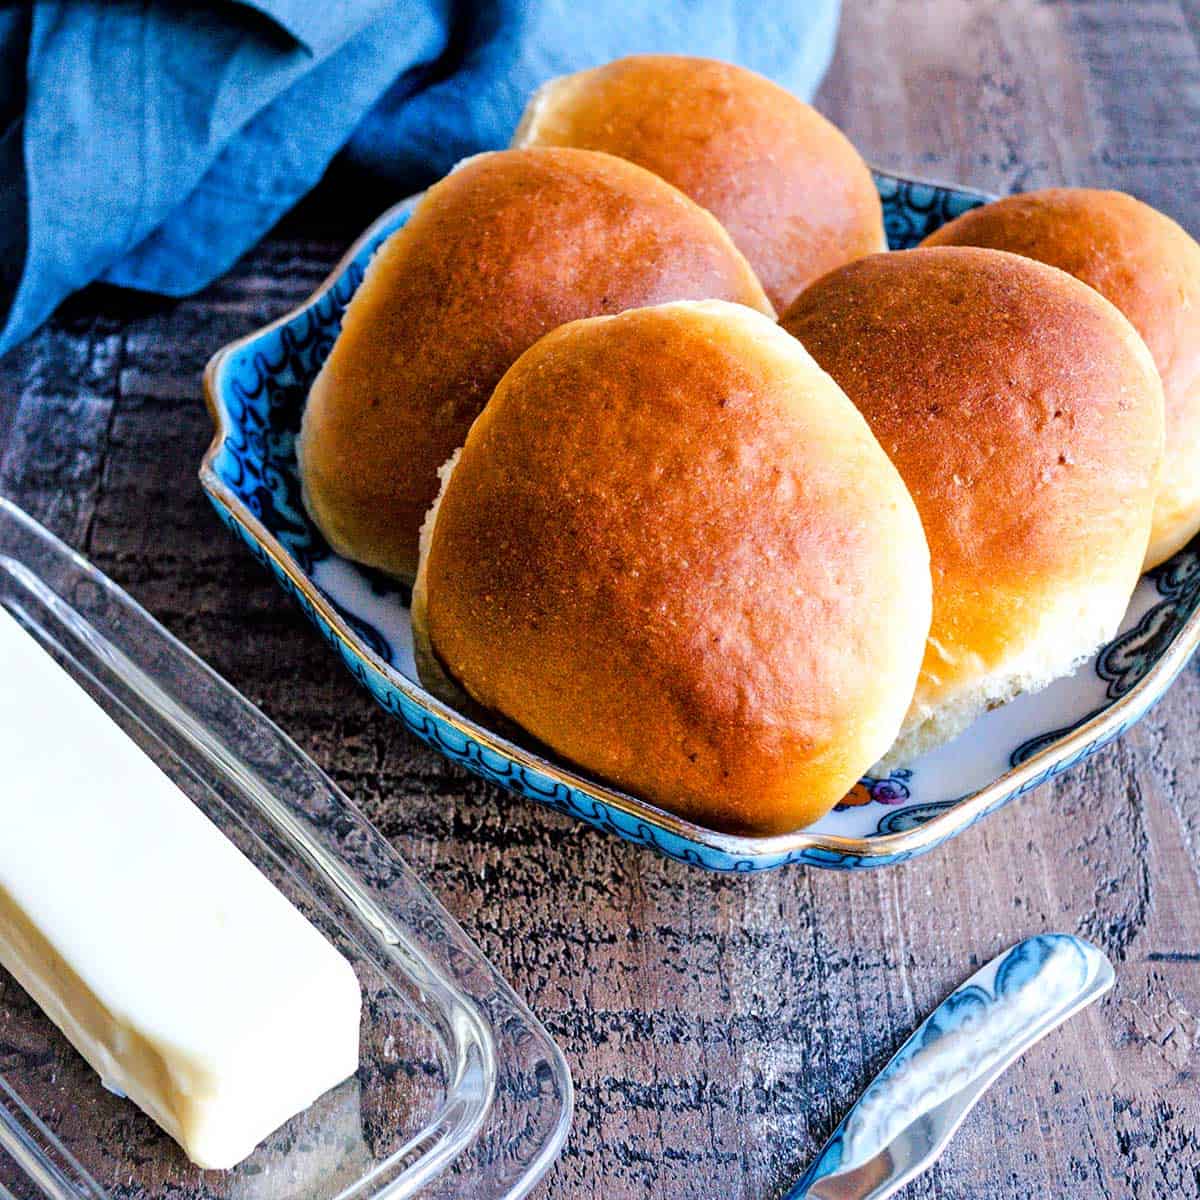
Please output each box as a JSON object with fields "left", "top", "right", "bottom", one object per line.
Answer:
{"left": 1, "top": 2, "right": 1199, "bottom": 1197}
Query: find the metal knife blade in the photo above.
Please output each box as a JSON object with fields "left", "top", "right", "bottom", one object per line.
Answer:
{"left": 787, "top": 933, "right": 1114, "bottom": 1200}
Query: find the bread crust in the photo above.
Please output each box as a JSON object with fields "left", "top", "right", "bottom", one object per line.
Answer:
{"left": 781, "top": 247, "right": 1164, "bottom": 762}
{"left": 418, "top": 300, "right": 931, "bottom": 835}
{"left": 923, "top": 188, "right": 1200, "bottom": 567}
{"left": 298, "top": 147, "right": 773, "bottom": 581}
{"left": 513, "top": 54, "right": 885, "bottom": 313}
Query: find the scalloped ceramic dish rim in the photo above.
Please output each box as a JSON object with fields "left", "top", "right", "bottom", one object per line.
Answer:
{"left": 200, "top": 170, "right": 1200, "bottom": 865}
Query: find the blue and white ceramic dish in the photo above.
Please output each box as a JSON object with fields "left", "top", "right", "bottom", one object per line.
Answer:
{"left": 201, "top": 170, "right": 1200, "bottom": 873}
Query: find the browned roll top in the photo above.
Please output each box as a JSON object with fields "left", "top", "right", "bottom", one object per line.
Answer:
{"left": 298, "top": 146, "right": 772, "bottom": 581}
{"left": 782, "top": 247, "right": 1164, "bottom": 763}
{"left": 923, "top": 187, "right": 1200, "bottom": 568}
{"left": 513, "top": 54, "right": 885, "bottom": 313}
{"left": 416, "top": 301, "right": 931, "bottom": 835}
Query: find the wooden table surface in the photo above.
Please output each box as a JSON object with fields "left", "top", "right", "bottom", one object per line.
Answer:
{"left": 3, "top": 2, "right": 1200, "bottom": 1196}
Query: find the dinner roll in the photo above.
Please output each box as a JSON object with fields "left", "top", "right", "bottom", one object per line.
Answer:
{"left": 413, "top": 300, "right": 932, "bottom": 836}
{"left": 512, "top": 54, "right": 885, "bottom": 313}
{"left": 781, "top": 247, "right": 1164, "bottom": 766}
{"left": 923, "top": 188, "right": 1200, "bottom": 567}
{"left": 299, "top": 147, "right": 772, "bottom": 581}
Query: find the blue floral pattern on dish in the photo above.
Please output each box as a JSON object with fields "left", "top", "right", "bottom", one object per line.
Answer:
{"left": 201, "top": 173, "right": 1200, "bottom": 872}
{"left": 874, "top": 171, "right": 988, "bottom": 248}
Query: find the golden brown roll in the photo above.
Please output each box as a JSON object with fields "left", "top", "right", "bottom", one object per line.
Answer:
{"left": 512, "top": 54, "right": 885, "bottom": 313}
{"left": 781, "top": 247, "right": 1164, "bottom": 766}
{"left": 922, "top": 188, "right": 1200, "bottom": 568}
{"left": 299, "top": 147, "right": 772, "bottom": 581}
{"left": 413, "top": 300, "right": 932, "bottom": 836}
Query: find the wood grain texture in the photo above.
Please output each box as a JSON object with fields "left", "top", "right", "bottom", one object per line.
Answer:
{"left": 2, "top": 1, "right": 1200, "bottom": 1196}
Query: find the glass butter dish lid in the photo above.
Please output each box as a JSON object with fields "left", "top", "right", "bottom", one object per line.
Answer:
{"left": 0, "top": 496, "right": 572, "bottom": 1200}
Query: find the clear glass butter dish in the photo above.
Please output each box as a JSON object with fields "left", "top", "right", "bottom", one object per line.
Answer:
{"left": 0, "top": 496, "right": 572, "bottom": 1200}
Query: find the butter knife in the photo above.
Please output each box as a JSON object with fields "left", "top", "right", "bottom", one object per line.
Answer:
{"left": 787, "top": 933, "right": 1114, "bottom": 1200}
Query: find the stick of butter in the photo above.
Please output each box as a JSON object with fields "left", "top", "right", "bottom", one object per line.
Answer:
{"left": 0, "top": 605, "right": 362, "bottom": 1170}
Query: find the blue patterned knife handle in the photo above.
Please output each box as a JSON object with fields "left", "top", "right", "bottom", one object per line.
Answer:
{"left": 789, "top": 934, "right": 1114, "bottom": 1198}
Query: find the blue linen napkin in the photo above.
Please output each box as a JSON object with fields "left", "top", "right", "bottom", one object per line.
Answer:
{"left": 0, "top": 0, "right": 840, "bottom": 358}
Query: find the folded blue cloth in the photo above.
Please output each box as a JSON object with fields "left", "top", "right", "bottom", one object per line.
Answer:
{"left": 0, "top": 1, "right": 840, "bottom": 358}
